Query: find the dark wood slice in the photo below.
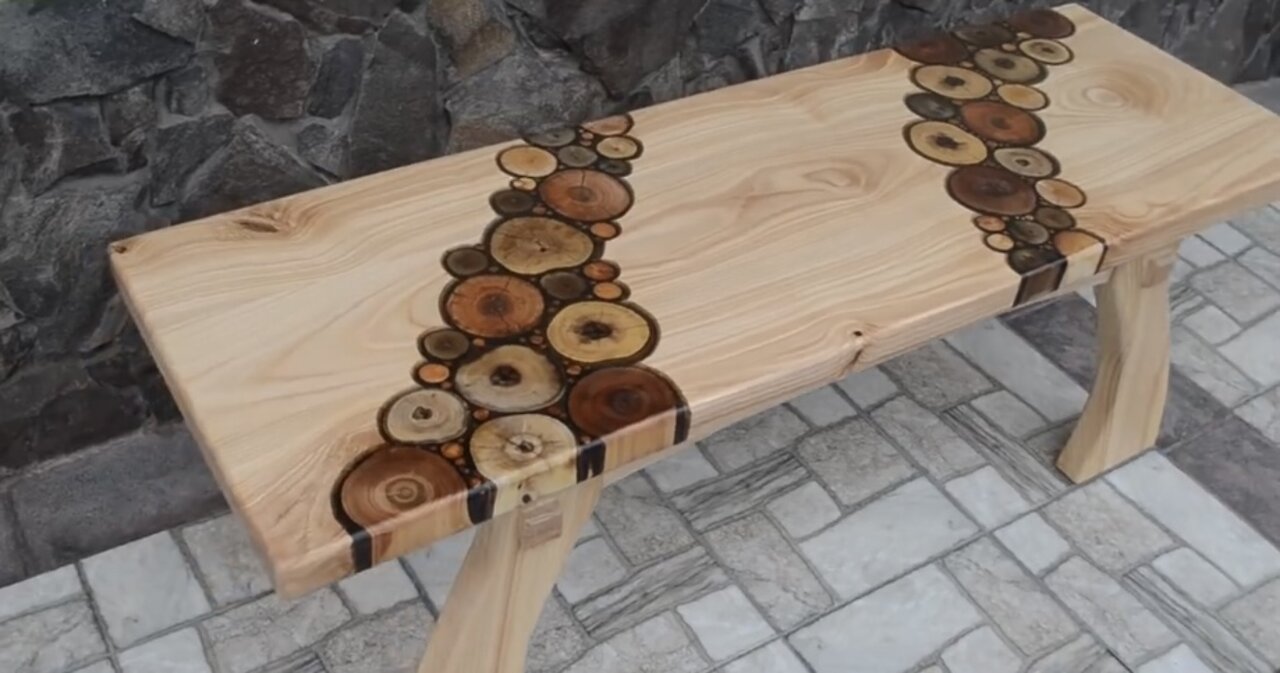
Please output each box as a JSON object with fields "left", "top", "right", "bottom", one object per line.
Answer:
{"left": 420, "top": 328, "right": 471, "bottom": 360}
{"left": 526, "top": 128, "right": 577, "bottom": 148}
{"left": 1007, "top": 245, "right": 1063, "bottom": 274}
{"left": 444, "top": 274, "right": 545, "bottom": 338}
{"left": 597, "top": 158, "right": 632, "bottom": 176}
{"left": 558, "top": 145, "right": 598, "bottom": 168}
{"left": 1008, "top": 9, "right": 1076, "bottom": 39}
{"left": 952, "top": 23, "right": 1015, "bottom": 47}
{"left": 443, "top": 247, "right": 490, "bottom": 277}
{"left": 455, "top": 344, "right": 565, "bottom": 413}
{"left": 490, "top": 189, "right": 537, "bottom": 216}
{"left": 1006, "top": 218, "right": 1051, "bottom": 245}
{"left": 947, "top": 165, "right": 1038, "bottom": 216}
{"left": 1034, "top": 206, "right": 1076, "bottom": 230}
{"left": 338, "top": 444, "right": 468, "bottom": 538}
{"left": 568, "top": 366, "right": 683, "bottom": 438}
{"left": 540, "top": 271, "right": 588, "bottom": 300}
{"left": 960, "top": 101, "right": 1044, "bottom": 145}
{"left": 896, "top": 33, "right": 970, "bottom": 65}
{"left": 973, "top": 49, "right": 1045, "bottom": 84}
{"left": 539, "top": 169, "right": 633, "bottom": 222}
{"left": 905, "top": 92, "right": 959, "bottom": 120}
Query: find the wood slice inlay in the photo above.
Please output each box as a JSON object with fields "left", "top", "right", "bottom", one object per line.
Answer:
{"left": 896, "top": 7, "right": 1104, "bottom": 306}
{"left": 334, "top": 114, "right": 688, "bottom": 569}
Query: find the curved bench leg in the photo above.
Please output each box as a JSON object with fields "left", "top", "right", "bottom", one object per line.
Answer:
{"left": 1057, "top": 244, "right": 1178, "bottom": 483}
{"left": 418, "top": 478, "right": 602, "bottom": 673}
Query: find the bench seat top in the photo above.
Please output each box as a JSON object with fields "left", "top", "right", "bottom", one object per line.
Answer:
{"left": 111, "top": 3, "right": 1280, "bottom": 595}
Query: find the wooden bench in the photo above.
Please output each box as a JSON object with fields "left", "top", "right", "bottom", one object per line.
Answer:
{"left": 110, "top": 5, "right": 1280, "bottom": 671}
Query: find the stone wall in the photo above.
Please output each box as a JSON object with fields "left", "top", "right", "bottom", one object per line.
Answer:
{"left": 1, "top": 0, "right": 1278, "bottom": 475}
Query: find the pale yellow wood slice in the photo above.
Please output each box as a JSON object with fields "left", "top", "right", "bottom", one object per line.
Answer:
{"left": 109, "top": 3, "right": 1280, "bottom": 595}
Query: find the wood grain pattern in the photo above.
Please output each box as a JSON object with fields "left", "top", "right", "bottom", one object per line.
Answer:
{"left": 109, "top": 3, "right": 1280, "bottom": 595}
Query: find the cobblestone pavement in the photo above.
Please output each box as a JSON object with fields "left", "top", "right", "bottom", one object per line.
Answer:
{"left": 4, "top": 199, "right": 1280, "bottom": 673}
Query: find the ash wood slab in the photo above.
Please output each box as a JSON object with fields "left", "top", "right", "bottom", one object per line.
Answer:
{"left": 110, "top": 4, "right": 1280, "bottom": 596}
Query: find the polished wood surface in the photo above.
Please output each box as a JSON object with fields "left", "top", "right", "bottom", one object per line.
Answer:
{"left": 110, "top": 3, "right": 1280, "bottom": 595}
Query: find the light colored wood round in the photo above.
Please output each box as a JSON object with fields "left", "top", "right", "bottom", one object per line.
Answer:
{"left": 997, "top": 83, "right": 1049, "bottom": 110}
{"left": 994, "top": 147, "right": 1057, "bottom": 178}
{"left": 913, "top": 65, "right": 994, "bottom": 99}
{"left": 593, "top": 282, "right": 625, "bottom": 300}
{"left": 581, "top": 115, "right": 632, "bottom": 136}
{"left": 455, "top": 345, "right": 564, "bottom": 413}
{"left": 445, "top": 275, "right": 545, "bottom": 338}
{"left": 1020, "top": 38, "right": 1073, "bottom": 64}
{"left": 470, "top": 413, "right": 578, "bottom": 512}
{"left": 488, "top": 217, "right": 595, "bottom": 275}
{"left": 497, "top": 147, "right": 558, "bottom": 178}
{"left": 974, "top": 215, "right": 1006, "bottom": 232}
{"left": 906, "top": 121, "right": 988, "bottom": 165}
{"left": 984, "top": 232, "right": 1016, "bottom": 252}
{"left": 1036, "top": 178, "right": 1087, "bottom": 208}
{"left": 974, "top": 48, "right": 1044, "bottom": 83}
{"left": 1054, "top": 228, "right": 1104, "bottom": 255}
{"left": 597, "top": 137, "right": 640, "bottom": 160}
{"left": 546, "top": 301, "right": 652, "bottom": 364}
{"left": 382, "top": 389, "right": 469, "bottom": 444}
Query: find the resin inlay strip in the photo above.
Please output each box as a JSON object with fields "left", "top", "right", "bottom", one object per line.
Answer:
{"left": 895, "top": 8, "right": 1107, "bottom": 305}
{"left": 334, "top": 115, "right": 689, "bottom": 570}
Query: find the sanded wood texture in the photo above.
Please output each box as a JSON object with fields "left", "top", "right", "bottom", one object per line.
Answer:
{"left": 110, "top": 4, "right": 1280, "bottom": 595}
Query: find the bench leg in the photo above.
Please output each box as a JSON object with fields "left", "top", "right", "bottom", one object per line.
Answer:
{"left": 417, "top": 478, "right": 602, "bottom": 673}
{"left": 1057, "top": 244, "right": 1178, "bottom": 483}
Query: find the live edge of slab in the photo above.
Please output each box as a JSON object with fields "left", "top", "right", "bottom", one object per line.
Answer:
{"left": 109, "top": 3, "right": 1280, "bottom": 596}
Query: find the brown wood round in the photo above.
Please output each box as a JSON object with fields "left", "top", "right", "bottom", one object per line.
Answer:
{"left": 590, "top": 222, "right": 620, "bottom": 239}
{"left": 538, "top": 170, "right": 633, "bottom": 222}
{"left": 953, "top": 23, "right": 1015, "bottom": 47}
{"left": 997, "top": 84, "right": 1049, "bottom": 110}
{"left": 906, "top": 121, "right": 988, "bottom": 166}
{"left": 568, "top": 366, "right": 682, "bottom": 438}
{"left": 1054, "top": 229, "right": 1104, "bottom": 256}
{"left": 444, "top": 275, "right": 545, "bottom": 338}
{"left": 593, "top": 282, "right": 625, "bottom": 300}
{"left": 416, "top": 363, "right": 451, "bottom": 384}
{"left": 488, "top": 217, "right": 595, "bottom": 275}
{"left": 381, "top": 388, "right": 469, "bottom": 444}
{"left": 973, "top": 49, "right": 1044, "bottom": 84}
{"left": 913, "top": 65, "right": 994, "bottom": 100}
{"left": 339, "top": 444, "right": 467, "bottom": 535}
{"left": 455, "top": 344, "right": 565, "bottom": 413}
{"left": 1008, "top": 9, "right": 1076, "bottom": 39}
{"left": 583, "top": 261, "right": 619, "bottom": 281}
{"left": 984, "top": 232, "right": 1016, "bottom": 252}
{"left": 947, "top": 166, "right": 1038, "bottom": 216}
{"left": 597, "top": 136, "right": 641, "bottom": 160}
{"left": 547, "top": 301, "right": 653, "bottom": 364}
{"left": 974, "top": 215, "right": 1006, "bottom": 233}
{"left": 960, "top": 101, "right": 1044, "bottom": 145}
{"left": 1019, "top": 38, "right": 1072, "bottom": 65}
{"left": 896, "top": 33, "right": 969, "bottom": 65}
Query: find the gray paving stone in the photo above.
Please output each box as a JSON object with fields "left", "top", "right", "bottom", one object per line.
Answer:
{"left": 1172, "top": 258, "right": 1196, "bottom": 286}
{"left": 795, "top": 418, "right": 916, "bottom": 507}
{"left": 596, "top": 474, "right": 695, "bottom": 564}
{"left": 1231, "top": 205, "right": 1280, "bottom": 254}
{"left": 787, "top": 385, "right": 856, "bottom": 427}
{"left": 564, "top": 612, "right": 707, "bottom": 673}
{"left": 1200, "top": 221, "right": 1253, "bottom": 255}
{"left": 946, "top": 538, "right": 1078, "bottom": 656}
{"left": 671, "top": 453, "right": 809, "bottom": 532}
{"left": 870, "top": 397, "right": 984, "bottom": 480}
{"left": 1024, "top": 635, "right": 1124, "bottom": 673}
{"left": 1002, "top": 296, "right": 1228, "bottom": 449}
{"left": 402, "top": 528, "right": 473, "bottom": 606}
{"left": 1123, "top": 566, "right": 1270, "bottom": 673}
{"left": 558, "top": 538, "right": 628, "bottom": 604}
{"left": 676, "top": 585, "right": 774, "bottom": 661}
{"left": 1182, "top": 304, "right": 1242, "bottom": 344}
{"left": 336, "top": 560, "right": 418, "bottom": 615}
{"left": 203, "top": 589, "right": 350, "bottom": 673}
{"left": 119, "top": 628, "right": 212, "bottom": 673}
{"left": 10, "top": 426, "right": 225, "bottom": 574}
{"left": 1045, "top": 557, "right": 1176, "bottom": 665}
{"left": 258, "top": 652, "right": 325, "bottom": 673}
{"left": 995, "top": 514, "right": 1071, "bottom": 578}
{"left": 320, "top": 602, "right": 429, "bottom": 673}
{"left": 1189, "top": 262, "right": 1280, "bottom": 323}
{"left": 0, "top": 496, "right": 24, "bottom": 587}
{"left": 941, "top": 626, "right": 1022, "bottom": 673}
{"left": 1241, "top": 246, "right": 1280, "bottom": 290}
{"left": 881, "top": 341, "right": 993, "bottom": 410}
{"left": 645, "top": 444, "right": 718, "bottom": 493}
{"left": 0, "top": 599, "right": 105, "bottom": 673}
{"left": 1236, "top": 386, "right": 1280, "bottom": 443}
{"left": 574, "top": 546, "right": 729, "bottom": 638}
{"left": 83, "top": 531, "right": 210, "bottom": 647}
{"left": 1170, "top": 327, "right": 1256, "bottom": 405}
{"left": 1165, "top": 417, "right": 1280, "bottom": 549}
{"left": 1221, "top": 311, "right": 1280, "bottom": 386}
{"left": 71, "top": 661, "right": 116, "bottom": 673}
{"left": 1170, "top": 284, "right": 1208, "bottom": 323}
{"left": 834, "top": 366, "right": 899, "bottom": 409}
{"left": 1136, "top": 645, "right": 1214, "bottom": 673}
{"left": 944, "top": 406, "right": 1067, "bottom": 504}
{"left": 1179, "top": 235, "right": 1226, "bottom": 267}
{"left": 182, "top": 515, "right": 272, "bottom": 607}
{"left": 704, "top": 514, "right": 831, "bottom": 629}
{"left": 970, "top": 390, "right": 1046, "bottom": 438}
{"left": 0, "top": 564, "right": 80, "bottom": 621}
{"left": 945, "top": 466, "right": 1032, "bottom": 529}
{"left": 724, "top": 641, "right": 808, "bottom": 673}
{"left": 1220, "top": 578, "right": 1280, "bottom": 667}
{"left": 947, "top": 318, "right": 1086, "bottom": 423}
{"left": 790, "top": 565, "right": 982, "bottom": 673}
{"left": 1112, "top": 452, "right": 1280, "bottom": 586}
{"left": 1043, "top": 481, "right": 1174, "bottom": 574}
{"left": 528, "top": 598, "right": 591, "bottom": 673}
{"left": 766, "top": 481, "right": 840, "bottom": 539}
{"left": 1151, "top": 548, "right": 1239, "bottom": 609}
{"left": 702, "top": 407, "right": 807, "bottom": 472}
{"left": 800, "top": 479, "right": 978, "bottom": 599}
